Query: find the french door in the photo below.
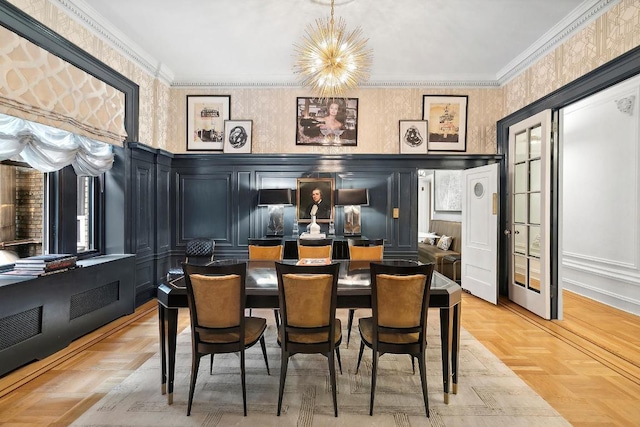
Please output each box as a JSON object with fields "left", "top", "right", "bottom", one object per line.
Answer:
{"left": 507, "top": 110, "right": 552, "bottom": 319}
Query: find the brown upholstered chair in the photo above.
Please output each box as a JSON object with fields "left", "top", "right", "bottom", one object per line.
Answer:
{"left": 248, "top": 238, "right": 284, "bottom": 260}
{"left": 275, "top": 262, "right": 342, "bottom": 417}
{"left": 182, "top": 262, "right": 270, "bottom": 416}
{"left": 297, "top": 237, "right": 333, "bottom": 259}
{"left": 247, "top": 238, "right": 284, "bottom": 326}
{"left": 346, "top": 238, "right": 384, "bottom": 347}
{"left": 355, "top": 262, "right": 434, "bottom": 417}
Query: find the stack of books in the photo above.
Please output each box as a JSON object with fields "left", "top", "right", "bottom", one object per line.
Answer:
{"left": 10, "top": 254, "right": 78, "bottom": 276}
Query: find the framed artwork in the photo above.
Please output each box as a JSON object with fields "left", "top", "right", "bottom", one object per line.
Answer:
{"left": 434, "top": 169, "right": 463, "bottom": 212}
{"left": 399, "top": 120, "right": 428, "bottom": 154}
{"left": 296, "top": 97, "right": 358, "bottom": 146}
{"left": 186, "top": 95, "right": 231, "bottom": 151}
{"left": 223, "top": 120, "right": 252, "bottom": 153}
{"left": 296, "top": 177, "right": 335, "bottom": 223}
{"left": 422, "top": 95, "right": 468, "bottom": 152}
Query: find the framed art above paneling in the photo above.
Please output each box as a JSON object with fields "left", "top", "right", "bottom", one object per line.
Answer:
{"left": 186, "top": 95, "right": 230, "bottom": 151}
{"left": 296, "top": 97, "right": 358, "bottom": 146}
{"left": 399, "top": 120, "right": 428, "bottom": 154}
{"left": 423, "top": 95, "right": 467, "bottom": 152}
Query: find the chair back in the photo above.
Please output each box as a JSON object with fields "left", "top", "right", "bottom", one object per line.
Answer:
{"left": 348, "top": 238, "right": 384, "bottom": 260}
{"left": 182, "top": 262, "right": 246, "bottom": 346}
{"left": 369, "top": 262, "right": 434, "bottom": 346}
{"left": 248, "top": 245, "right": 283, "bottom": 260}
{"left": 275, "top": 262, "right": 340, "bottom": 349}
{"left": 298, "top": 238, "right": 333, "bottom": 259}
{"left": 185, "top": 238, "right": 215, "bottom": 264}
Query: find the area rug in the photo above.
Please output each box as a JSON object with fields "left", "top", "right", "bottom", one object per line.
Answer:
{"left": 71, "top": 309, "right": 569, "bottom": 427}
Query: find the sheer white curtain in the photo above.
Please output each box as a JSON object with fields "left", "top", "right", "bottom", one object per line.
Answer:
{"left": 0, "top": 113, "right": 113, "bottom": 176}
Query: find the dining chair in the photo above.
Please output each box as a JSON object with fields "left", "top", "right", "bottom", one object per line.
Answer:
{"left": 275, "top": 261, "right": 342, "bottom": 417}
{"left": 167, "top": 237, "right": 215, "bottom": 280}
{"left": 355, "top": 262, "right": 434, "bottom": 417}
{"left": 247, "top": 238, "right": 284, "bottom": 327}
{"left": 248, "top": 238, "right": 284, "bottom": 260}
{"left": 297, "top": 237, "right": 333, "bottom": 259}
{"left": 182, "top": 262, "right": 270, "bottom": 416}
{"left": 346, "top": 238, "right": 384, "bottom": 347}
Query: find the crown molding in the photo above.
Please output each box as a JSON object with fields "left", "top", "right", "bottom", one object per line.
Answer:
{"left": 497, "top": 0, "right": 618, "bottom": 85}
{"left": 51, "top": 0, "right": 174, "bottom": 84}
{"left": 51, "top": 0, "right": 616, "bottom": 89}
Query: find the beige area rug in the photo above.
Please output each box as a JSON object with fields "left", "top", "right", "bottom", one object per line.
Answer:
{"left": 71, "top": 309, "right": 570, "bottom": 427}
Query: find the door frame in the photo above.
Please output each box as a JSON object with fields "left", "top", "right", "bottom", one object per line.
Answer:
{"left": 496, "top": 45, "right": 640, "bottom": 318}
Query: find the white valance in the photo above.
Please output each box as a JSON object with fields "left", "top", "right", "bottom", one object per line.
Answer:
{"left": 0, "top": 113, "right": 113, "bottom": 176}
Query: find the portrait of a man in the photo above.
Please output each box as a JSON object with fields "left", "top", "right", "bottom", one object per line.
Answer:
{"left": 296, "top": 178, "right": 334, "bottom": 222}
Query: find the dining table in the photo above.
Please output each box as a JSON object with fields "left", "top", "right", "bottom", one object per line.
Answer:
{"left": 156, "top": 259, "right": 462, "bottom": 405}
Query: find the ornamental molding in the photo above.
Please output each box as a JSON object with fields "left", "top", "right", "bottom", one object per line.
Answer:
{"left": 52, "top": 0, "right": 616, "bottom": 89}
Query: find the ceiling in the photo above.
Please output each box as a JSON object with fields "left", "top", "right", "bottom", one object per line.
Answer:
{"left": 58, "top": 0, "right": 614, "bottom": 87}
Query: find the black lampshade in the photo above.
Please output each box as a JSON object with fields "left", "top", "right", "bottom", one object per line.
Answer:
{"left": 258, "top": 188, "right": 293, "bottom": 205}
{"left": 336, "top": 188, "right": 368, "bottom": 206}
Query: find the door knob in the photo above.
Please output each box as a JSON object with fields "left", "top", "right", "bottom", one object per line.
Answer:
{"left": 504, "top": 229, "right": 511, "bottom": 235}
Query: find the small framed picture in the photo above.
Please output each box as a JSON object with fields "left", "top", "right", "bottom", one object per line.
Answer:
{"left": 399, "top": 120, "right": 428, "bottom": 154}
{"left": 186, "top": 95, "right": 231, "bottom": 151}
{"left": 422, "top": 95, "right": 468, "bottom": 152}
{"left": 223, "top": 120, "right": 252, "bottom": 153}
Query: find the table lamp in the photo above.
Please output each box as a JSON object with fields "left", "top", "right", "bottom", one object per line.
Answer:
{"left": 335, "top": 188, "right": 368, "bottom": 236}
{"left": 258, "top": 189, "right": 293, "bottom": 236}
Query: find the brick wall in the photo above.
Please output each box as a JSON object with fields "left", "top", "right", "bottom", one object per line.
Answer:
{"left": 15, "top": 166, "right": 43, "bottom": 256}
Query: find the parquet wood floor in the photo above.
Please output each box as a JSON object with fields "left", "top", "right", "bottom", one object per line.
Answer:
{"left": 0, "top": 291, "right": 639, "bottom": 426}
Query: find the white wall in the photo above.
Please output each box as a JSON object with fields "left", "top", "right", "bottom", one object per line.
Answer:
{"left": 417, "top": 169, "right": 462, "bottom": 242}
{"left": 560, "top": 74, "right": 640, "bottom": 316}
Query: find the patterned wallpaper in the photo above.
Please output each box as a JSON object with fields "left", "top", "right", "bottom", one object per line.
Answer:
{"left": 7, "top": 0, "right": 640, "bottom": 154}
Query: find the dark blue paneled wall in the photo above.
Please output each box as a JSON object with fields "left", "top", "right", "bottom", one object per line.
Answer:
{"left": 124, "top": 142, "right": 500, "bottom": 305}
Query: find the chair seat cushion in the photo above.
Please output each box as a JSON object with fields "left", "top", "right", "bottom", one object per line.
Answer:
{"left": 278, "top": 318, "right": 342, "bottom": 344}
{"left": 200, "top": 316, "right": 267, "bottom": 344}
{"left": 359, "top": 317, "right": 419, "bottom": 345}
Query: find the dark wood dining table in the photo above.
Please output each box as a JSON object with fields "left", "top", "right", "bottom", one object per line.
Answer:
{"left": 156, "top": 259, "right": 461, "bottom": 405}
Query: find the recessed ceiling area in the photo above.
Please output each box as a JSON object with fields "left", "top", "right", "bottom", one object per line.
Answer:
{"left": 59, "top": 0, "right": 615, "bottom": 87}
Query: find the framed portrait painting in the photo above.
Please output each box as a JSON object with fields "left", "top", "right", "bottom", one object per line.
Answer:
{"left": 422, "top": 95, "right": 468, "bottom": 152}
{"left": 399, "top": 120, "right": 428, "bottom": 154}
{"left": 296, "top": 177, "right": 334, "bottom": 223}
{"left": 296, "top": 97, "right": 358, "bottom": 146}
{"left": 223, "top": 120, "right": 252, "bottom": 153}
{"left": 186, "top": 95, "right": 231, "bottom": 151}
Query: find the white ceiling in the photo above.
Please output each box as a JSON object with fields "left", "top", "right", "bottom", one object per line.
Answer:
{"left": 56, "top": 0, "right": 615, "bottom": 87}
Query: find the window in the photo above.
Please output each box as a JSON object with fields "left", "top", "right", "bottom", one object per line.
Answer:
{"left": 0, "top": 163, "right": 103, "bottom": 267}
{"left": 77, "top": 175, "right": 97, "bottom": 253}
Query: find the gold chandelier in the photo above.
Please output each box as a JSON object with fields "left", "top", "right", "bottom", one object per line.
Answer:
{"left": 293, "top": 0, "right": 372, "bottom": 99}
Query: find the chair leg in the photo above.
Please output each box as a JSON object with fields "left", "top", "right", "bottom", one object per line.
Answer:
{"left": 335, "top": 347, "right": 343, "bottom": 375}
{"left": 187, "top": 353, "right": 201, "bottom": 416}
{"left": 241, "top": 349, "right": 247, "bottom": 416}
{"left": 210, "top": 354, "right": 214, "bottom": 374}
{"left": 259, "top": 335, "right": 270, "bottom": 375}
{"left": 417, "top": 350, "right": 430, "bottom": 417}
{"left": 346, "top": 309, "right": 355, "bottom": 348}
{"left": 273, "top": 309, "right": 280, "bottom": 329}
{"left": 328, "top": 350, "right": 338, "bottom": 417}
{"left": 277, "top": 350, "right": 289, "bottom": 416}
{"left": 355, "top": 340, "right": 365, "bottom": 374}
{"left": 369, "top": 349, "right": 378, "bottom": 416}
{"left": 411, "top": 355, "right": 416, "bottom": 374}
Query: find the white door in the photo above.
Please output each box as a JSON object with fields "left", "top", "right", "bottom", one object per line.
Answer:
{"left": 461, "top": 163, "right": 499, "bottom": 304}
{"left": 508, "top": 110, "right": 552, "bottom": 319}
